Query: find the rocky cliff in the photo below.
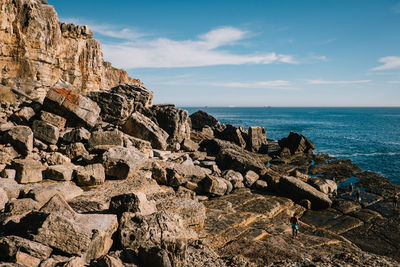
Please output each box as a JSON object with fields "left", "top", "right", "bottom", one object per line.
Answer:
{"left": 0, "top": 0, "right": 138, "bottom": 96}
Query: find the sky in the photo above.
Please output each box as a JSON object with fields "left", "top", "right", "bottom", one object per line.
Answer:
{"left": 49, "top": 0, "right": 400, "bottom": 107}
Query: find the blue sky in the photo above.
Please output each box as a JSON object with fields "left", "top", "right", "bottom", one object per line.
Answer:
{"left": 50, "top": 0, "right": 400, "bottom": 106}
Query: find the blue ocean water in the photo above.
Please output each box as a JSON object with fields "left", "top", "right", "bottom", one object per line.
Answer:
{"left": 183, "top": 107, "right": 400, "bottom": 185}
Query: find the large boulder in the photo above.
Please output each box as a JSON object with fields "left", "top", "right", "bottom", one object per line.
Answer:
{"left": 4, "top": 126, "right": 33, "bottom": 156}
{"left": 12, "top": 159, "right": 43, "bottom": 184}
{"left": 199, "top": 138, "right": 241, "bottom": 155}
{"left": 44, "top": 165, "right": 74, "bottom": 182}
{"left": 102, "top": 146, "right": 147, "bottom": 180}
{"left": 43, "top": 88, "right": 100, "bottom": 128}
{"left": 216, "top": 148, "right": 265, "bottom": 174}
{"left": 88, "top": 130, "right": 124, "bottom": 151}
{"left": 156, "top": 198, "right": 206, "bottom": 227}
{"left": 15, "top": 194, "right": 118, "bottom": 262}
{"left": 143, "top": 104, "right": 190, "bottom": 144}
{"left": 122, "top": 112, "right": 169, "bottom": 150}
{"left": 61, "top": 128, "right": 91, "bottom": 143}
{"left": 247, "top": 126, "right": 267, "bottom": 152}
{"left": 278, "top": 131, "right": 314, "bottom": 156}
{"left": 25, "top": 182, "right": 83, "bottom": 205}
{"left": 110, "top": 84, "right": 153, "bottom": 108}
{"left": 0, "top": 236, "right": 52, "bottom": 263}
{"left": 109, "top": 192, "right": 157, "bottom": 216}
{"left": 215, "top": 124, "right": 246, "bottom": 148}
{"left": 40, "top": 111, "right": 67, "bottom": 129}
{"left": 32, "top": 120, "right": 59, "bottom": 145}
{"left": 75, "top": 164, "right": 106, "bottom": 186}
{"left": 189, "top": 110, "right": 219, "bottom": 130}
{"left": 278, "top": 176, "right": 332, "bottom": 209}
{"left": 202, "top": 176, "right": 232, "bottom": 196}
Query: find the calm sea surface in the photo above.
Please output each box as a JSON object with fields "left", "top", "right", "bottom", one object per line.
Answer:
{"left": 183, "top": 107, "right": 400, "bottom": 185}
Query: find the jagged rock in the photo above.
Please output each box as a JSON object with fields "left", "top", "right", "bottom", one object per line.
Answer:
{"left": 47, "top": 152, "right": 71, "bottom": 165}
{"left": 34, "top": 138, "right": 48, "bottom": 150}
{"left": 12, "top": 159, "right": 43, "bottom": 184}
{"left": 4, "top": 126, "right": 33, "bottom": 156}
{"left": 156, "top": 198, "right": 206, "bottom": 227}
{"left": 123, "top": 135, "right": 152, "bottom": 156}
{"left": 64, "top": 142, "right": 89, "bottom": 160}
{"left": 62, "top": 127, "right": 91, "bottom": 143}
{"left": 110, "top": 84, "right": 153, "bottom": 109}
{"left": 122, "top": 112, "right": 169, "bottom": 150}
{"left": 4, "top": 198, "right": 41, "bottom": 214}
{"left": 189, "top": 110, "right": 219, "bottom": 130}
{"left": 216, "top": 148, "right": 265, "bottom": 174}
{"left": 247, "top": 126, "right": 267, "bottom": 152}
{"left": 244, "top": 170, "right": 260, "bottom": 187}
{"left": 44, "top": 165, "right": 74, "bottom": 181}
{"left": 32, "top": 120, "right": 59, "bottom": 145}
{"left": 90, "top": 255, "right": 125, "bottom": 267}
{"left": 0, "top": 187, "right": 8, "bottom": 210}
{"left": 200, "top": 138, "right": 244, "bottom": 155}
{"left": 278, "top": 131, "right": 314, "bottom": 156}
{"left": 253, "top": 180, "right": 268, "bottom": 190}
{"left": 88, "top": 130, "right": 124, "bottom": 151}
{"left": 0, "top": 236, "right": 52, "bottom": 262}
{"left": 143, "top": 104, "right": 190, "bottom": 144}
{"left": 216, "top": 124, "right": 247, "bottom": 148}
{"left": 308, "top": 177, "right": 337, "bottom": 195}
{"left": 109, "top": 192, "right": 157, "bottom": 216}
{"left": 40, "top": 111, "right": 67, "bottom": 129}
{"left": 278, "top": 176, "right": 332, "bottom": 209}
{"left": 15, "top": 194, "right": 118, "bottom": 262}
{"left": 181, "top": 138, "right": 199, "bottom": 152}
{"left": 0, "top": 169, "right": 16, "bottom": 179}
{"left": 203, "top": 176, "right": 232, "bottom": 196}
{"left": 0, "top": 178, "right": 22, "bottom": 199}
{"left": 25, "top": 182, "right": 83, "bottom": 205}
{"left": 43, "top": 88, "right": 100, "bottom": 128}
{"left": 10, "top": 106, "right": 35, "bottom": 125}
{"left": 75, "top": 164, "right": 105, "bottom": 186}
{"left": 102, "top": 147, "right": 146, "bottom": 180}
{"left": 119, "top": 211, "right": 197, "bottom": 265}
{"left": 0, "top": 146, "right": 18, "bottom": 165}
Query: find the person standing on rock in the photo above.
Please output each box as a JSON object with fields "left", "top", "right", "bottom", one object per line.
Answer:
{"left": 355, "top": 189, "right": 361, "bottom": 204}
{"left": 349, "top": 183, "right": 353, "bottom": 195}
{"left": 394, "top": 193, "right": 399, "bottom": 209}
{"left": 290, "top": 214, "right": 299, "bottom": 238}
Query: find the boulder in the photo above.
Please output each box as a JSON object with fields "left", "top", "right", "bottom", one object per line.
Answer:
{"left": 244, "top": 170, "right": 260, "bottom": 187}
{"left": 109, "top": 192, "right": 157, "bottom": 216}
{"left": 247, "top": 126, "right": 267, "bottom": 152}
{"left": 62, "top": 128, "right": 91, "bottom": 143}
{"left": 44, "top": 165, "right": 74, "bottom": 181}
{"left": 12, "top": 159, "right": 43, "bottom": 184}
{"left": 156, "top": 198, "right": 206, "bottom": 227}
{"left": 47, "top": 152, "right": 71, "bottom": 165}
{"left": 216, "top": 124, "right": 246, "bottom": 148}
{"left": 199, "top": 138, "right": 242, "bottom": 155}
{"left": 0, "top": 146, "right": 19, "bottom": 165}
{"left": 0, "top": 236, "right": 52, "bottom": 262}
{"left": 202, "top": 176, "right": 232, "bottom": 196}
{"left": 75, "top": 164, "right": 106, "bottom": 186}
{"left": 189, "top": 110, "right": 219, "bottom": 130}
{"left": 10, "top": 106, "right": 35, "bottom": 125}
{"left": 181, "top": 138, "right": 199, "bottom": 152}
{"left": 25, "top": 182, "right": 83, "bottom": 205}
{"left": 32, "top": 120, "right": 59, "bottom": 145}
{"left": 216, "top": 148, "right": 265, "bottom": 174}
{"left": 90, "top": 255, "right": 125, "bottom": 267}
{"left": 102, "top": 147, "right": 146, "bottom": 180}
{"left": 0, "top": 169, "right": 16, "bottom": 179}
{"left": 40, "top": 111, "right": 67, "bottom": 129}
{"left": 0, "top": 187, "right": 8, "bottom": 210}
{"left": 123, "top": 135, "right": 152, "bottom": 156}
{"left": 64, "top": 142, "right": 89, "bottom": 160}
{"left": 278, "top": 131, "right": 314, "bottom": 156}
{"left": 4, "top": 198, "right": 41, "bottom": 214}
{"left": 43, "top": 88, "right": 100, "bottom": 128}
{"left": 4, "top": 126, "right": 33, "bottom": 156}
{"left": 16, "top": 194, "right": 118, "bottom": 262}
{"left": 0, "top": 178, "right": 23, "bottom": 199}
{"left": 308, "top": 177, "right": 337, "bottom": 195}
{"left": 88, "top": 130, "right": 124, "bottom": 151}
{"left": 143, "top": 104, "right": 190, "bottom": 144}
{"left": 109, "top": 84, "right": 153, "bottom": 108}
{"left": 278, "top": 176, "right": 332, "bottom": 209}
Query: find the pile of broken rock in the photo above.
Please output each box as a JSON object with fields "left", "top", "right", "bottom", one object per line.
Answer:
{"left": 0, "top": 84, "right": 399, "bottom": 266}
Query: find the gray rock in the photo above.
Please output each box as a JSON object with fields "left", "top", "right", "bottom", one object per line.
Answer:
{"left": 4, "top": 126, "right": 33, "bottom": 156}
{"left": 43, "top": 88, "right": 101, "bottom": 128}
{"left": 102, "top": 146, "right": 147, "bottom": 180}
{"left": 0, "top": 235, "right": 52, "bottom": 261}
{"left": 47, "top": 152, "right": 71, "bottom": 165}
{"left": 32, "top": 120, "right": 59, "bottom": 145}
{"left": 109, "top": 192, "right": 157, "bottom": 216}
{"left": 122, "top": 112, "right": 169, "bottom": 150}
{"left": 64, "top": 142, "right": 89, "bottom": 160}
{"left": 75, "top": 164, "right": 105, "bottom": 186}
{"left": 216, "top": 148, "right": 265, "bottom": 174}
{"left": 244, "top": 170, "right": 260, "bottom": 187}
{"left": 189, "top": 110, "right": 219, "bottom": 130}
{"left": 62, "top": 127, "right": 90, "bottom": 143}
{"left": 181, "top": 138, "right": 199, "bottom": 152}
{"left": 216, "top": 124, "right": 247, "bottom": 148}
{"left": 12, "top": 159, "right": 43, "bottom": 184}
{"left": 40, "top": 111, "right": 67, "bottom": 129}
{"left": 278, "top": 131, "right": 315, "bottom": 156}
{"left": 88, "top": 130, "right": 124, "bottom": 151}
{"left": 44, "top": 165, "right": 74, "bottom": 181}
{"left": 247, "top": 126, "right": 267, "bottom": 152}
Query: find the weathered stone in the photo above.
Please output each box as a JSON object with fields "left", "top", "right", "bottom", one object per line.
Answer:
{"left": 278, "top": 176, "right": 332, "bottom": 209}
{"left": 75, "top": 164, "right": 105, "bottom": 186}
{"left": 0, "top": 146, "right": 18, "bottom": 165}
{"left": 40, "top": 111, "right": 67, "bottom": 129}
{"left": 143, "top": 104, "right": 190, "bottom": 144}
{"left": 34, "top": 138, "right": 48, "bottom": 150}
{"left": 64, "top": 142, "right": 89, "bottom": 160}
{"left": 110, "top": 84, "right": 153, "bottom": 108}
{"left": 151, "top": 162, "right": 168, "bottom": 185}
{"left": 244, "top": 170, "right": 259, "bottom": 187}
{"left": 47, "top": 152, "right": 71, "bottom": 165}
{"left": 123, "top": 112, "right": 169, "bottom": 150}
{"left": 138, "top": 247, "right": 172, "bottom": 267}
{"left": 102, "top": 147, "right": 146, "bottom": 180}
{"left": 90, "top": 255, "right": 125, "bottom": 267}
{"left": 189, "top": 110, "right": 219, "bottom": 130}
{"left": 109, "top": 192, "right": 157, "bottom": 216}
{"left": 25, "top": 182, "right": 83, "bottom": 205}
{"left": 0, "top": 178, "right": 22, "bottom": 199}
{"left": 308, "top": 177, "right": 337, "bottom": 195}
{"left": 181, "top": 138, "right": 199, "bottom": 152}
{"left": 62, "top": 127, "right": 91, "bottom": 143}
{"left": 4, "top": 126, "right": 33, "bottom": 156}
{"left": 216, "top": 148, "right": 265, "bottom": 174}
{"left": 88, "top": 130, "right": 124, "bottom": 151}
{"left": 0, "top": 235, "right": 52, "bottom": 262}
{"left": 156, "top": 198, "right": 206, "bottom": 227}
{"left": 10, "top": 107, "right": 35, "bottom": 125}
{"left": 44, "top": 165, "right": 74, "bottom": 181}
{"left": 278, "top": 131, "right": 314, "bottom": 155}
{"left": 222, "top": 170, "right": 244, "bottom": 184}
{"left": 43, "top": 88, "right": 101, "bottom": 128}
{"left": 32, "top": 120, "right": 59, "bottom": 145}
{"left": 247, "top": 126, "right": 267, "bottom": 152}
{"left": 0, "top": 187, "right": 8, "bottom": 210}
{"left": 5, "top": 198, "right": 41, "bottom": 214}
{"left": 0, "top": 169, "right": 16, "bottom": 179}
{"left": 253, "top": 180, "right": 268, "bottom": 190}
{"left": 123, "top": 135, "right": 152, "bottom": 156}
{"left": 12, "top": 159, "right": 43, "bottom": 184}
{"left": 216, "top": 124, "right": 247, "bottom": 148}
{"left": 203, "top": 176, "right": 232, "bottom": 196}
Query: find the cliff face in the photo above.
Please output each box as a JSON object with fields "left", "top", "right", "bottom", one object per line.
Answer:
{"left": 0, "top": 0, "right": 138, "bottom": 95}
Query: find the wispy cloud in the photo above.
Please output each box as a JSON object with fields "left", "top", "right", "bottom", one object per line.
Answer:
{"left": 388, "top": 80, "right": 400, "bottom": 84}
{"left": 208, "top": 80, "right": 294, "bottom": 89}
{"left": 372, "top": 56, "right": 400, "bottom": 71}
{"left": 307, "top": 79, "right": 371, "bottom": 85}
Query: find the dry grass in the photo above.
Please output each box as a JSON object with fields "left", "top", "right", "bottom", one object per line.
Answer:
{"left": 0, "top": 86, "right": 16, "bottom": 103}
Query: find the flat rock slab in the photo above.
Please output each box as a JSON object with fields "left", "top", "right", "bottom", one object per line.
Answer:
{"left": 332, "top": 199, "right": 360, "bottom": 214}
{"left": 0, "top": 235, "right": 52, "bottom": 261}
{"left": 339, "top": 191, "right": 383, "bottom": 207}
{"left": 156, "top": 198, "right": 206, "bottom": 227}
{"left": 323, "top": 215, "right": 364, "bottom": 234}
{"left": 25, "top": 182, "right": 83, "bottom": 205}
{"left": 349, "top": 209, "right": 383, "bottom": 223}
{"left": 301, "top": 209, "right": 342, "bottom": 228}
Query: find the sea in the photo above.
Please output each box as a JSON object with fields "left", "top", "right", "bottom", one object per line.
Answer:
{"left": 182, "top": 107, "right": 400, "bottom": 185}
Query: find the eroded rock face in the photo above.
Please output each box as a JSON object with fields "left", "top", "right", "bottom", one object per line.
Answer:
{"left": 278, "top": 132, "right": 314, "bottom": 156}
{"left": 0, "top": 0, "right": 136, "bottom": 94}
{"left": 189, "top": 110, "right": 219, "bottom": 130}
{"left": 4, "top": 126, "right": 33, "bottom": 156}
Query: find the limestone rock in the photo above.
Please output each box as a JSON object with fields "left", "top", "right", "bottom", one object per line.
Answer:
{"left": 25, "top": 182, "right": 83, "bottom": 205}
{"left": 0, "top": 235, "right": 52, "bottom": 262}
{"left": 244, "top": 170, "right": 260, "bottom": 187}
{"left": 203, "top": 176, "right": 232, "bottom": 196}
{"left": 10, "top": 107, "right": 35, "bottom": 125}
{"left": 247, "top": 126, "right": 267, "bottom": 152}
{"left": 47, "top": 152, "right": 71, "bottom": 165}
{"left": 0, "top": 146, "right": 18, "bottom": 165}
{"left": 12, "top": 159, "right": 43, "bottom": 184}
{"left": 216, "top": 148, "right": 265, "bottom": 174}
{"left": 189, "top": 110, "right": 219, "bottom": 130}
{"left": 0, "top": 169, "right": 16, "bottom": 179}
{"left": 4, "top": 126, "right": 33, "bottom": 156}
{"left": 156, "top": 198, "right": 206, "bottom": 227}
{"left": 62, "top": 127, "right": 91, "bottom": 143}
{"left": 278, "top": 131, "right": 315, "bottom": 156}
{"left": 181, "top": 138, "right": 199, "bottom": 152}
{"left": 123, "top": 135, "right": 152, "bottom": 156}
{"left": 88, "top": 130, "right": 124, "bottom": 151}
{"left": 43, "top": 88, "right": 100, "bottom": 128}
{"left": 64, "top": 142, "right": 89, "bottom": 160}
{"left": 308, "top": 177, "right": 337, "bottom": 195}
{"left": 109, "top": 192, "right": 157, "bottom": 216}
{"left": 122, "top": 112, "right": 169, "bottom": 150}
{"left": 32, "top": 120, "right": 59, "bottom": 145}
{"left": 75, "top": 164, "right": 105, "bottom": 186}
{"left": 102, "top": 146, "right": 146, "bottom": 180}
{"left": 4, "top": 198, "right": 41, "bottom": 214}
{"left": 44, "top": 165, "right": 74, "bottom": 181}
{"left": 40, "top": 111, "right": 67, "bottom": 129}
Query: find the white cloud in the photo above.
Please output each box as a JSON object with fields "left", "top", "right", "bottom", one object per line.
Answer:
{"left": 208, "top": 80, "right": 296, "bottom": 89}
{"left": 372, "top": 56, "right": 400, "bottom": 71}
{"left": 307, "top": 79, "right": 371, "bottom": 85}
